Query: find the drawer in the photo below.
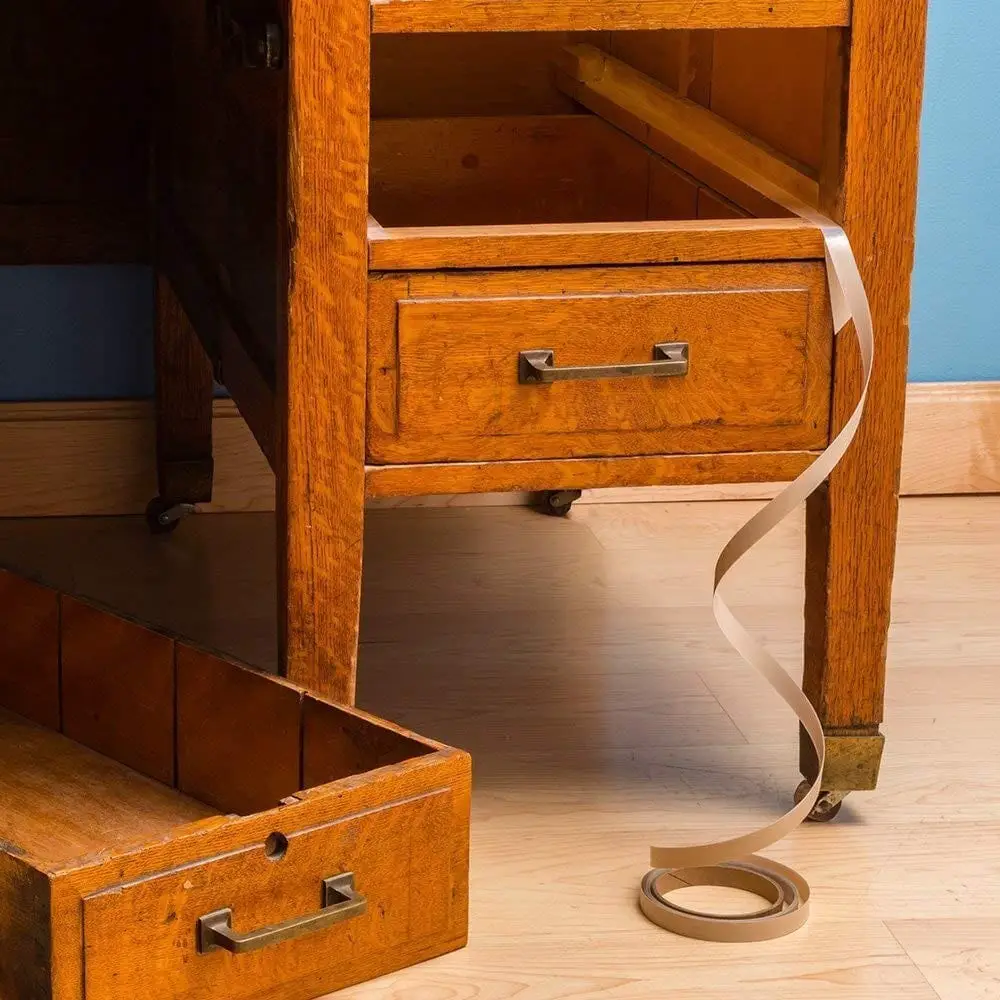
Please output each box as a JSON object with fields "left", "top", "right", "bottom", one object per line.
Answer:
{"left": 0, "top": 571, "right": 469, "bottom": 1000}
{"left": 367, "top": 262, "right": 833, "bottom": 464}
{"left": 82, "top": 787, "right": 458, "bottom": 1000}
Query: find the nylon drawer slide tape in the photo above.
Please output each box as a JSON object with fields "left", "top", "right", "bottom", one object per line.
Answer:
{"left": 640, "top": 211, "right": 873, "bottom": 942}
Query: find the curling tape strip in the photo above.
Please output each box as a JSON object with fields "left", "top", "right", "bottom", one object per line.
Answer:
{"left": 640, "top": 215, "right": 873, "bottom": 941}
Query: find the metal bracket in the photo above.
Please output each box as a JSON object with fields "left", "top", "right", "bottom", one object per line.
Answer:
{"left": 799, "top": 727, "right": 885, "bottom": 792}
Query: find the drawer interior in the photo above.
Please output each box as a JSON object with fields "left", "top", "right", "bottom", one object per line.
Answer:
{"left": 0, "top": 568, "right": 440, "bottom": 872}
{"left": 370, "top": 113, "right": 752, "bottom": 228}
{"left": 0, "top": 706, "right": 217, "bottom": 867}
{"left": 368, "top": 31, "right": 830, "bottom": 240}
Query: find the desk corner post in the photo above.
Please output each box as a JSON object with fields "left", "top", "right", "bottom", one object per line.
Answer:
{"left": 276, "top": 0, "right": 371, "bottom": 704}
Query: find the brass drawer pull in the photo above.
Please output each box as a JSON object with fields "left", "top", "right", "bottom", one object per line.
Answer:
{"left": 518, "top": 342, "right": 689, "bottom": 384}
{"left": 197, "top": 873, "right": 366, "bottom": 955}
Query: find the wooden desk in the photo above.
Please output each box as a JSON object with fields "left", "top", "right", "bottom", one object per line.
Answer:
{"left": 2, "top": 2, "right": 928, "bottom": 814}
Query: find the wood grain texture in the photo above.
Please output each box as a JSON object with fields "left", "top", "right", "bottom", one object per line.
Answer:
{"left": 82, "top": 784, "right": 467, "bottom": 1000}
{"left": 370, "top": 115, "right": 653, "bottom": 227}
{"left": 367, "top": 262, "right": 832, "bottom": 463}
{"left": 176, "top": 646, "right": 303, "bottom": 816}
{"left": 154, "top": 275, "right": 215, "bottom": 504}
{"left": 803, "top": 0, "right": 929, "bottom": 728}
{"left": 60, "top": 597, "right": 176, "bottom": 786}
{"left": 365, "top": 451, "right": 817, "bottom": 497}
{"left": 3, "top": 496, "right": 995, "bottom": 999}
{"left": 160, "top": 217, "right": 278, "bottom": 469}
{"left": 818, "top": 28, "right": 849, "bottom": 214}
{"left": 0, "top": 399, "right": 273, "bottom": 517}
{"left": 648, "top": 158, "right": 700, "bottom": 219}
{"left": 372, "top": 34, "right": 581, "bottom": 117}
{"left": 370, "top": 0, "right": 851, "bottom": 33}
{"left": 82, "top": 790, "right": 464, "bottom": 1000}
{"left": 278, "top": 0, "right": 370, "bottom": 702}
{"left": 0, "top": 708, "right": 214, "bottom": 869}
{"left": 302, "top": 695, "right": 433, "bottom": 787}
{"left": 0, "top": 569, "right": 59, "bottom": 728}
{"left": 676, "top": 30, "right": 715, "bottom": 104}
{"left": 366, "top": 278, "right": 407, "bottom": 448}
{"left": 53, "top": 750, "right": 470, "bottom": 1000}
{"left": 0, "top": 562, "right": 470, "bottom": 1000}
{"left": 709, "top": 29, "right": 828, "bottom": 171}
{"left": 554, "top": 43, "right": 817, "bottom": 217}
{"left": 0, "top": 382, "right": 986, "bottom": 518}
{"left": 899, "top": 382, "right": 1000, "bottom": 494}
{"left": 368, "top": 218, "right": 826, "bottom": 271}
{"left": 697, "top": 187, "right": 750, "bottom": 220}
{"left": 0, "top": 850, "right": 52, "bottom": 1000}
{"left": 606, "top": 29, "right": 716, "bottom": 108}
{"left": 606, "top": 31, "right": 686, "bottom": 96}
{"left": 886, "top": 920, "right": 1000, "bottom": 1000}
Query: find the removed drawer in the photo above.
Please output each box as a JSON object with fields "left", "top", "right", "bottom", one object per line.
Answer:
{"left": 368, "top": 262, "right": 833, "bottom": 463}
{"left": 0, "top": 571, "right": 470, "bottom": 1000}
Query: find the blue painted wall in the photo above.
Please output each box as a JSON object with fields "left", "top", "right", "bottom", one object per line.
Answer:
{"left": 0, "top": 267, "right": 153, "bottom": 401}
{"left": 909, "top": 0, "right": 1000, "bottom": 382}
{"left": 1, "top": 3, "right": 996, "bottom": 400}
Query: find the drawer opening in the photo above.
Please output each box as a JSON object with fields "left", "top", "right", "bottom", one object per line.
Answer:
{"left": 0, "top": 567, "right": 447, "bottom": 874}
{"left": 368, "top": 31, "right": 834, "bottom": 270}
{"left": 370, "top": 112, "right": 755, "bottom": 229}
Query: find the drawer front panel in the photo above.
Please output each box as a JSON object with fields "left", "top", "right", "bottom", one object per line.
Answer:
{"left": 367, "top": 263, "right": 832, "bottom": 463}
{"left": 83, "top": 788, "right": 465, "bottom": 1000}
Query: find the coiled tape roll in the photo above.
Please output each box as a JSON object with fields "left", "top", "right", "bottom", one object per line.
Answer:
{"left": 640, "top": 215, "right": 873, "bottom": 942}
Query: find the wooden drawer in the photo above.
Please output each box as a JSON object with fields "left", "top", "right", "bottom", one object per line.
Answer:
{"left": 367, "top": 262, "right": 833, "bottom": 464}
{"left": 0, "top": 570, "right": 470, "bottom": 1000}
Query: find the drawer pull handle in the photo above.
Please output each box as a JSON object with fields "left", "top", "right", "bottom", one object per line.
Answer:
{"left": 518, "top": 342, "right": 689, "bottom": 384}
{"left": 197, "top": 873, "right": 366, "bottom": 955}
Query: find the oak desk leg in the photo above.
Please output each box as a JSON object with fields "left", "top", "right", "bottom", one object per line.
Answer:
{"left": 152, "top": 275, "right": 214, "bottom": 513}
{"left": 276, "top": 0, "right": 370, "bottom": 704}
{"left": 801, "top": 2, "right": 928, "bottom": 795}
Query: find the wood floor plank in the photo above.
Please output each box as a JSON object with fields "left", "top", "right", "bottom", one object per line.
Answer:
{"left": 886, "top": 920, "right": 1000, "bottom": 1000}
{"left": 0, "top": 496, "right": 996, "bottom": 997}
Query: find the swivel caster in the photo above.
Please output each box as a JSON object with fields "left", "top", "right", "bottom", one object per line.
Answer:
{"left": 794, "top": 779, "right": 846, "bottom": 822}
{"left": 145, "top": 497, "right": 196, "bottom": 535}
{"left": 538, "top": 489, "right": 582, "bottom": 517}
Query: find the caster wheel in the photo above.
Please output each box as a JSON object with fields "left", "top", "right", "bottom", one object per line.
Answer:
{"left": 539, "top": 489, "right": 582, "bottom": 517}
{"left": 794, "top": 779, "right": 846, "bottom": 822}
{"left": 145, "top": 497, "right": 195, "bottom": 535}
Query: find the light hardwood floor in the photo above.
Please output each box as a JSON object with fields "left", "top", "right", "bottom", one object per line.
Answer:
{"left": 0, "top": 496, "right": 997, "bottom": 999}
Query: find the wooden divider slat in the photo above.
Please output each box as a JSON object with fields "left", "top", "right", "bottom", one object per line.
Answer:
{"left": 176, "top": 645, "right": 303, "bottom": 815}
{"left": 553, "top": 43, "right": 819, "bottom": 216}
{"left": 0, "top": 569, "right": 59, "bottom": 728}
{"left": 60, "top": 597, "right": 176, "bottom": 785}
{"left": 302, "top": 695, "right": 432, "bottom": 788}
{"left": 367, "top": 218, "right": 827, "bottom": 271}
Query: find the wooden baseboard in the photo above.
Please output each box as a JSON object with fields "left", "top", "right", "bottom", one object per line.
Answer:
{"left": 0, "top": 400, "right": 274, "bottom": 518}
{"left": 0, "top": 383, "right": 996, "bottom": 517}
